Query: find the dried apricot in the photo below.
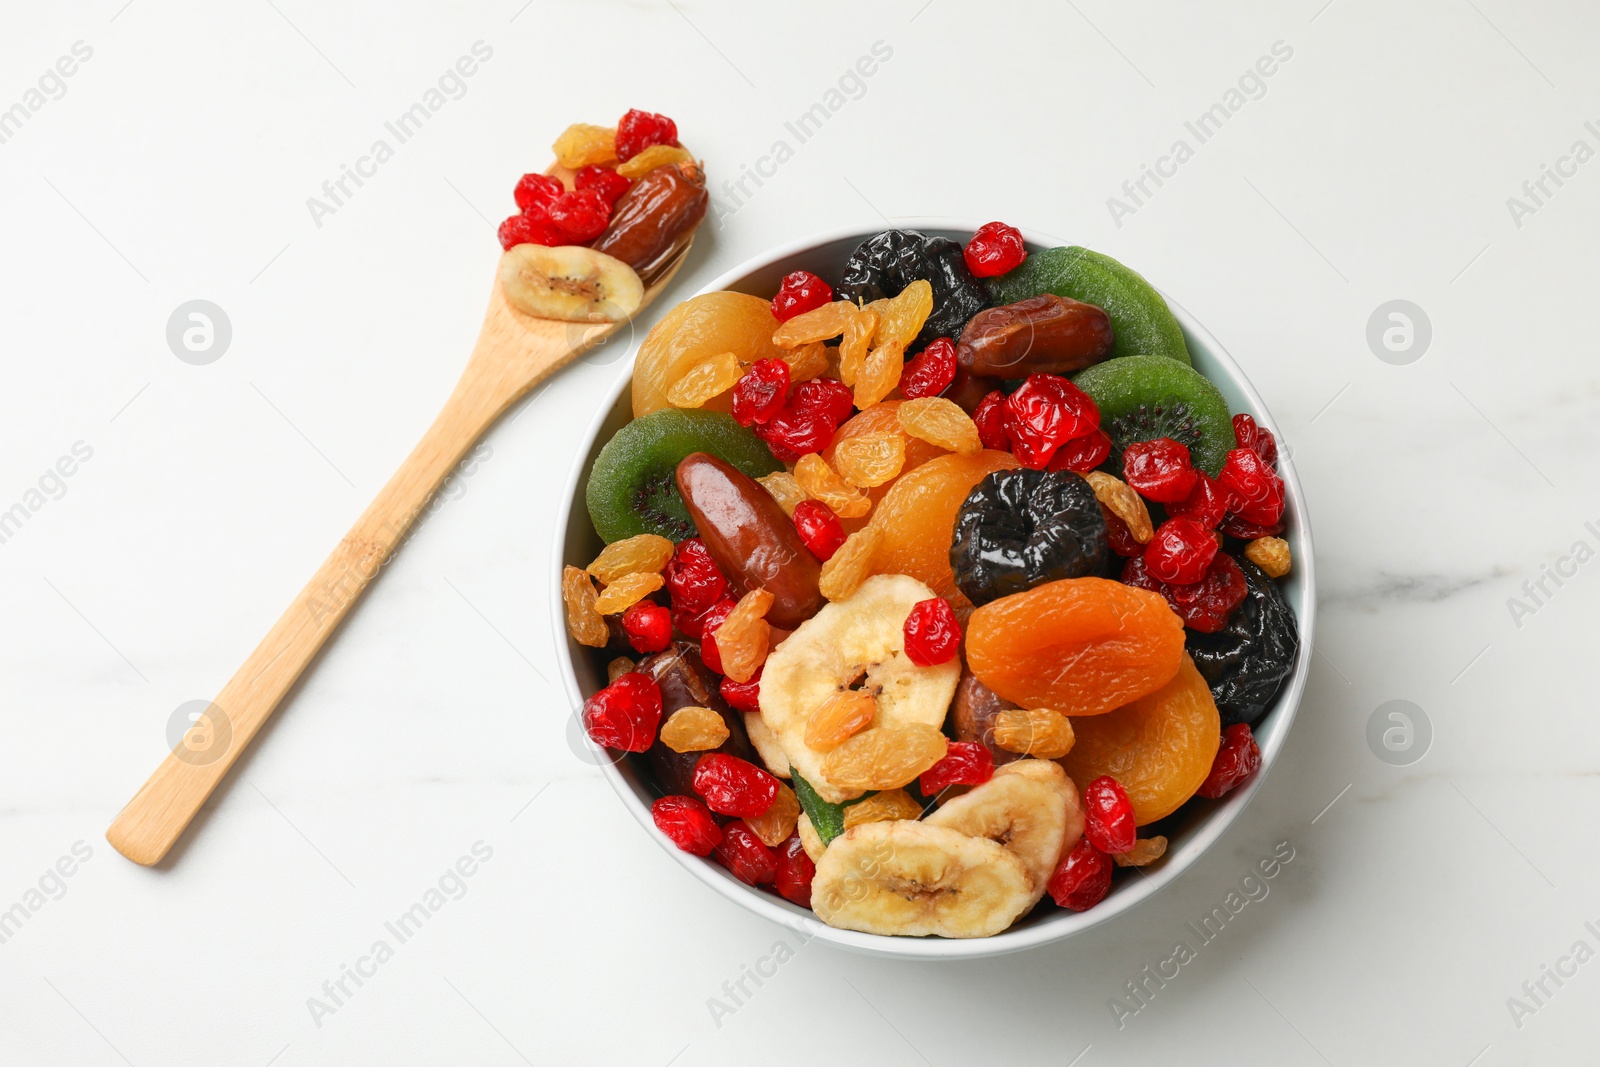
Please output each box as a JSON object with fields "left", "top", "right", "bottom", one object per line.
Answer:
{"left": 822, "top": 402, "right": 945, "bottom": 531}
{"left": 842, "top": 788, "right": 923, "bottom": 829}
{"left": 804, "top": 690, "right": 876, "bottom": 750}
{"left": 587, "top": 534, "right": 674, "bottom": 584}
{"left": 1059, "top": 655, "right": 1221, "bottom": 824}
{"left": 819, "top": 525, "right": 881, "bottom": 601}
{"left": 666, "top": 351, "right": 744, "bottom": 408}
{"left": 865, "top": 450, "right": 1020, "bottom": 600}
{"left": 659, "top": 706, "right": 732, "bottom": 753}
{"left": 634, "top": 292, "right": 787, "bottom": 417}
{"left": 616, "top": 143, "right": 690, "bottom": 180}
{"left": 757, "top": 471, "right": 809, "bottom": 517}
{"left": 965, "top": 577, "right": 1185, "bottom": 714}
{"left": 794, "top": 454, "right": 871, "bottom": 519}
{"left": 820, "top": 723, "right": 948, "bottom": 791}
{"left": 773, "top": 300, "right": 858, "bottom": 348}
{"left": 712, "top": 588, "right": 773, "bottom": 683}
{"left": 992, "top": 707, "right": 1076, "bottom": 759}
{"left": 593, "top": 571, "right": 665, "bottom": 615}
{"left": 744, "top": 782, "right": 800, "bottom": 847}
{"left": 552, "top": 123, "right": 617, "bottom": 169}
{"left": 898, "top": 397, "right": 981, "bottom": 456}
{"left": 832, "top": 432, "right": 906, "bottom": 489}
{"left": 562, "top": 566, "right": 609, "bottom": 647}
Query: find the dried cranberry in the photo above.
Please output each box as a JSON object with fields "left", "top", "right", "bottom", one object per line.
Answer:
{"left": 1123, "top": 552, "right": 1247, "bottom": 633}
{"left": 513, "top": 172, "right": 563, "bottom": 213}
{"left": 574, "top": 164, "right": 631, "bottom": 207}
{"left": 1218, "top": 514, "right": 1285, "bottom": 540}
{"left": 962, "top": 221, "right": 1028, "bottom": 278}
{"left": 497, "top": 213, "right": 562, "bottom": 250}
{"left": 714, "top": 822, "right": 776, "bottom": 886}
{"left": 1004, "top": 375, "right": 1100, "bottom": 469}
{"left": 1048, "top": 838, "right": 1113, "bottom": 911}
{"left": 663, "top": 538, "right": 728, "bottom": 616}
{"left": 1047, "top": 428, "right": 1113, "bottom": 473}
{"left": 972, "top": 391, "right": 1011, "bottom": 451}
{"left": 614, "top": 108, "right": 679, "bottom": 162}
{"left": 548, "top": 188, "right": 610, "bottom": 243}
{"left": 651, "top": 795, "right": 722, "bottom": 856}
{"left": 1197, "top": 723, "right": 1262, "bottom": 798}
{"left": 693, "top": 753, "right": 779, "bottom": 818}
{"left": 919, "top": 740, "right": 994, "bottom": 796}
{"left": 1217, "top": 448, "right": 1285, "bottom": 526}
{"left": 1101, "top": 504, "right": 1144, "bottom": 557}
{"left": 756, "top": 378, "right": 854, "bottom": 462}
{"left": 1166, "top": 470, "right": 1227, "bottom": 528}
{"left": 774, "top": 835, "right": 814, "bottom": 906}
{"left": 621, "top": 600, "right": 672, "bottom": 653}
{"left": 794, "top": 377, "right": 855, "bottom": 426}
{"left": 1232, "top": 413, "right": 1278, "bottom": 468}
{"left": 1082, "top": 776, "right": 1137, "bottom": 854}
{"left": 1122, "top": 438, "right": 1197, "bottom": 503}
{"left": 792, "top": 499, "right": 847, "bottom": 562}
{"left": 900, "top": 337, "right": 959, "bottom": 399}
{"left": 731, "top": 358, "right": 790, "bottom": 427}
{"left": 903, "top": 597, "right": 960, "bottom": 666}
{"left": 581, "top": 672, "right": 662, "bottom": 752}
{"left": 720, "top": 669, "right": 761, "bottom": 714}
{"left": 771, "top": 270, "right": 834, "bottom": 322}
{"left": 1143, "top": 517, "right": 1219, "bottom": 585}
{"left": 696, "top": 599, "right": 738, "bottom": 675}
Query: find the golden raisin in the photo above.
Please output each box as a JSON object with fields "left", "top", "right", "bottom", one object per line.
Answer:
{"left": 1114, "top": 836, "right": 1169, "bottom": 868}
{"left": 838, "top": 307, "right": 879, "bottom": 386}
{"left": 587, "top": 534, "right": 674, "bottom": 584}
{"left": 659, "top": 706, "right": 731, "bottom": 753}
{"left": 874, "top": 280, "right": 933, "bottom": 347}
{"left": 773, "top": 300, "right": 858, "bottom": 348}
{"left": 1085, "top": 471, "right": 1154, "bottom": 543}
{"left": 744, "top": 783, "right": 800, "bottom": 847}
{"left": 593, "top": 571, "right": 664, "bottom": 615}
{"left": 832, "top": 432, "right": 906, "bottom": 489}
{"left": 757, "top": 471, "right": 808, "bottom": 517}
{"left": 852, "top": 341, "right": 904, "bottom": 409}
{"left": 804, "top": 690, "right": 876, "bottom": 750}
{"left": 665, "top": 351, "right": 744, "bottom": 408}
{"left": 782, "top": 341, "right": 831, "bottom": 382}
{"left": 794, "top": 454, "right": 871, "bottom": 519}
{"left": 552, "top": 123, "right": 617, "bottom": 169}
{"left": 616, "top": 144, "right": 690, "bottom": 179}
{"left": 993, "top": 707, "right": 1076, "bottom": 759}
{"left": 842, "top": 788, "right": 924, "bottom": 830}
{"left": 819, "top": 525, "right": 881, "bottom": 601}
{"left": 561, "top": 566, "right": 610, "bottom": 647}
{"left": 1245, "top": 536, "right": 1292, "bottom": 578}
{"left": 897, "top": 397, "right": 981, "bottom": 456}
{"left": 821, "top": 724, "right": 948, "bottom": 791}
{"left": 606, "top": 656, "right": 636, "bottom": 683}
{"left": 712, "top": 588, "right": 773, "bottom": 683}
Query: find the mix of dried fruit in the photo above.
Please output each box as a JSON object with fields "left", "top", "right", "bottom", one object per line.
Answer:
{"left": 569, "top": 224, "right": 1301, "bottom": 938}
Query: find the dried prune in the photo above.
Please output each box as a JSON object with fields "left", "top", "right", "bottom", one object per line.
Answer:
{"left": 1184, "top": 558, "right": 1298, "bottom": 728}
{"left": 638, "top": 643, "right": 756, "bottom": 796}
{"left": 950, "top": 469, "right": 1108, "bottom": 606}
{"left": 835, "top": 229, "right": 989, "bottom": 348}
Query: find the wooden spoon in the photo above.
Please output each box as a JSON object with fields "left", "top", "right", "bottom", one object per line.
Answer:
{"left": 106, "top": 241, "right": 692, "bottom": 866}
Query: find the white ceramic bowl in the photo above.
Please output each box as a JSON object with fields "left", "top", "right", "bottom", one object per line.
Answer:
{"left": 552, "top": 221, "right": 1315, "bottom": 960}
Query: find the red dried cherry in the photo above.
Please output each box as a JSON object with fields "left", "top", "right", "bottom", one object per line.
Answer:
{"left": 774, "top": 835, "right": 815, "bottom": 906}
{"left": 1196, "top": 723, "right": 1262, "bottom": 799}
{"left": 792, "top": 499, "right": 847, "bottom": 562}
{"left": 621, "top": 600, "right": 672, "bottom": 653}
{"left": 695, "top": 599, "right": 738, "bottom": 674}
{"left": 615, "top": 108, "right": 679, "bottom": 162}
{"left": 1047, "top": 428, "right": 1113, "bottom": 473}
{"left": 663, "top": 538, "right": 728, "bottom": 616}
{"left": 731, "top": 358, "right": 790, "bottom": 427}
{"left": 714, "top": 822, "right": 776, "bottom": 886}
{"left": 1048, "top": 838, "right": 1113, "bottom": 911}
{"left": 1101, "top": 504, "right": 1144, "bottom": 557}
{"left": 720, "top": 669, "right": 761, "bottom": 714}
{"left": 513, "top": 172, "right": 563, "bottom": 213}
{"left": 652, "top": 795, "right": 723, "bottom": 856}
{"left": 1122, "top": 438, "right": 1197, "bottom": 503}
{"left": 1218, "top": 514, "right": 1285, "bottom": 541}
{"left": 1123, "top": 552, "right": 1247, "bottom": 633}
{"left": 1232, "top": 413, "right": 1279, "bottom": 468}
{"left": 1143, "top": 517, "right": 1219, "bottom": 585}
{"left": 548, "top": 188, "right": 610, "bottom": 243}
{"left": 581, "top": 672, "right": 662, "bottom": 752}
{"left": 756, "top": 378, "right": 854, "bottom": 462}
{"left": 1082, "top": 776, "right": 1137, "bottom": 854}
{"left": 962, "top": 221, "right": 1028, "bottom": 278}
{"left": 574, "top": 164, "right": 631, "bottom": 207}
{"left": 972, "top": 391, "right": 1011, "bottom": 451}
{"left": 900, "top": 338, "right": 959, "bottom": 399}
{"left": 693, "top": 753, "right": 779, "bottom": 817}
{"left": 903, "top": 597, "right": 960, "bottom": 667}
{"left": 919, "top": 740, "right": 994, "bottom": 796}
{"left": 794, "top": 376, "right": 854, "bottom": 426}
{"left": 1004, "top": 375, "right": 1099, "bottom": 469}
{"left": 1166, "top": 470, "right": 1227, "bottom": 528}
{"left": 497, "top": 213, "right": 563, "bottom": 250}
{"left": 771, "top": 270, "right": 834, "bottom": 322}
{"left": 1217, "top": 447, "right": 1285, "bottom": 526}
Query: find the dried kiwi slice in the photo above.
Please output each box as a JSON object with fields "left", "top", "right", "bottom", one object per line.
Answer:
{"left": 1073, "top": 355, "right": 1233, "bottom": 476}
{"left": 586, "top": 409, "right": 781, "bottom": 543}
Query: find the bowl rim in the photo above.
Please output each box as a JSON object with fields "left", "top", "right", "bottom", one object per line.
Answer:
{"left": 550, "top": 219, "right": 1316, "bottom": 960}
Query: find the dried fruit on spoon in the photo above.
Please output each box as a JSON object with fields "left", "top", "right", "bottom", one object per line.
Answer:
{"left": 568, "top": 222, "right": 1300, "bottom": 937}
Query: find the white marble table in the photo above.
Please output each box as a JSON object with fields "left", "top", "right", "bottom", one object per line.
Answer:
{"left": 2, "top": 2, "right": 1595, "bottom": 1063}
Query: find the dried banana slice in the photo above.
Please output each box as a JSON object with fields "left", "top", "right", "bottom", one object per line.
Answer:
{"left": 498, "top": 243, "right": 642, "bottom": 323}
{"left": 925, "top": 759, "right": 1083, "bottom": 906}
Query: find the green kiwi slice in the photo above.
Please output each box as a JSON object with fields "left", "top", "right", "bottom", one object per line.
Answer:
{"left": 1074, "top": 355, "right": 1234, "bottom": 476}
{"left": 585, "top": 408, "right": 782, "bottom": 543}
